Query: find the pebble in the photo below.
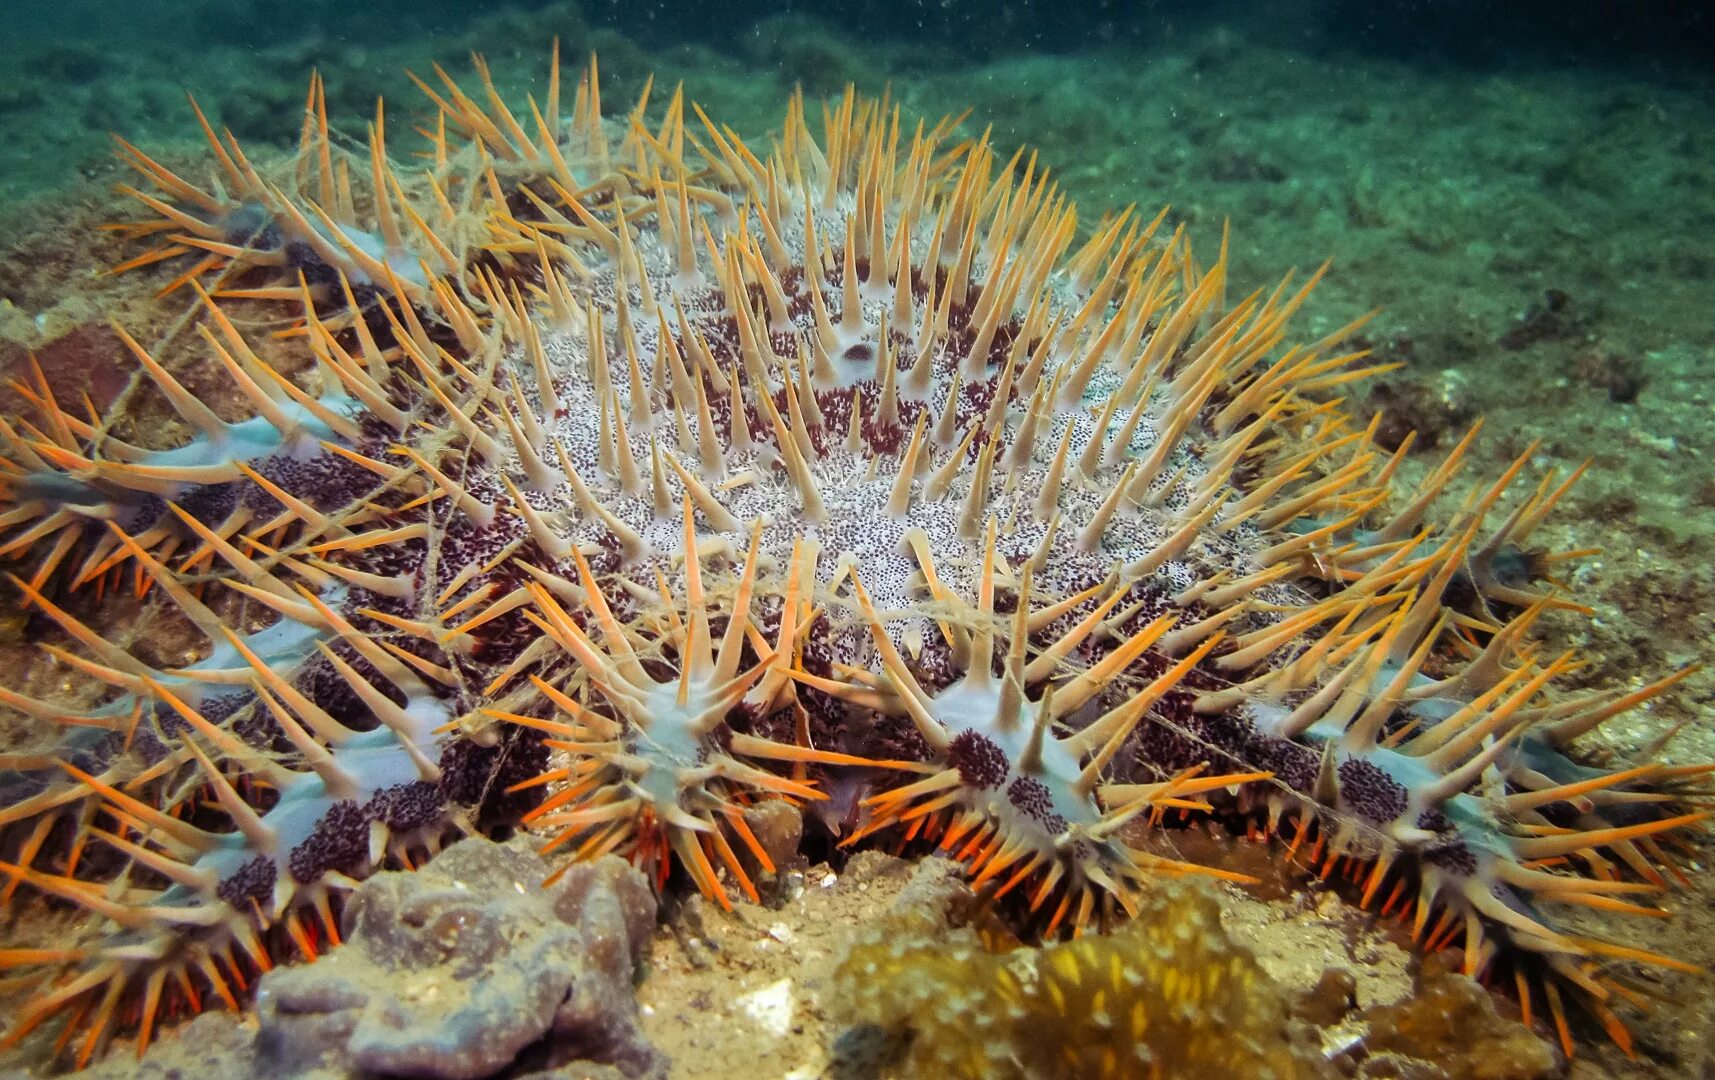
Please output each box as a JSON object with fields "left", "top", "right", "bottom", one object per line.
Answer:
{"left": 735, "top": 978, "right": 795, "bottom": 1037}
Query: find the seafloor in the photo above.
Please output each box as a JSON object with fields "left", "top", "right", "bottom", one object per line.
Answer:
{"left": 1, "top": 3, "right": 1712, "bottom": 1078}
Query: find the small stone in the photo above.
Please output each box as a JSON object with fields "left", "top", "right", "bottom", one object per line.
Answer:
{"left": 742, "top": 800, "right": 804, "bottom": 872}
{"left": 735, "top": 978, "right": 796, "bottom": 1038}
{"left": 1296, "top": 968, "right": 1358, "bottom": 1027}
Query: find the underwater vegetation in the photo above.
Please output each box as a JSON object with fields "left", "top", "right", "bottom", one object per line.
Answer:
{"left": 0, "top": 37, "right": 1706, "bottom": 1073}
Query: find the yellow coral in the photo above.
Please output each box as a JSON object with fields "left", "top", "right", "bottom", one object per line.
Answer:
{"left": 835, "top": 880, "right": 1327, "bottom": 1080}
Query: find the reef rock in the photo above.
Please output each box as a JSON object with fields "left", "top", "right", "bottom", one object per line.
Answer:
{"left": 256, "top": 837, "right": 663, "bottom": 1080}
{"left": 1352, "top": 960, "right": 1560, "bottom": 1080}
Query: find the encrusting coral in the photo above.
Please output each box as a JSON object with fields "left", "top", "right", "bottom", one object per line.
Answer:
{"left": 0, "top": 39, "right": 1706, "bottom": 1071}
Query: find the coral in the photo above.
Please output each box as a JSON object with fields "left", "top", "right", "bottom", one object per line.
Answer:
{"left": 833, "top": 877, "right": 1329, "bottom": 1079}
{"left": 0, "top": 40, "right": 1704, "bottom": 1070}
{"left": 257, "top": 838, "right": 662, "bottom": 1080}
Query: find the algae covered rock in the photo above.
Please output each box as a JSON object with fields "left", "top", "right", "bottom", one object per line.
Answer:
{"left": 833, "top": 876, "right": 1329, "bottom": 1080}
{"left": 1354, "top": 961, "right": 1559, "bottom": 1080}
{"left": 257, "top": 837, "right": 664, "bottom": 1079}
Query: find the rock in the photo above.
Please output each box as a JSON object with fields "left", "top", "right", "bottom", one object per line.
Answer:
{"left": 0, "top": 323, "right": 129, "bottom": 419}
{"left": 742, "top": 799, "right": 803, "bottom": 874}
{"left": 1356, "top": 960, "right": 1561, "bottom": 1080}
{"left": 22, "top": 1012, "right": 260, "bottom": 1080}
{"left": 256, "top": 837, "right": 665, "bottom": 1079}
{"left": 1296, "top": 968, "right": 1359, "bottom": 1027}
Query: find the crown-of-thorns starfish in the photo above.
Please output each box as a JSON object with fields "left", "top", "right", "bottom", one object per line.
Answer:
{"left": 805, "top": 518, "right": 1269, "bottom": 933}
{"left": 0, "top": 42, "right": 1707, "bottom": 1068}
{"left": 490, "top": 502, "right": 894, "bottom": 909}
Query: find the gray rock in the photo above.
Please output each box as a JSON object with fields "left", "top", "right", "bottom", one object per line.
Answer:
{"left": 20, "top": 841, "right": 662, "bottom": 1080}
{"left": 253, "top": 838, "right": 664, "bottom": 1080}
